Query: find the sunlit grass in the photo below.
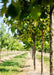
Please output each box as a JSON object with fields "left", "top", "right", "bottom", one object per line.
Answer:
{"left": 36, "top": 54, "right": 50, "bottom": 67}
{"left": 0, "top": 53, "right": 27, "bottom": 75}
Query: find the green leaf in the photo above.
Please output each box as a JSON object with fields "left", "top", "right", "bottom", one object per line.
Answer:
{"left": 30, "top": 5, "right": 41, "bottom": 20}
{"left": 11, "top": 26, "right": 15, "bottom": 33}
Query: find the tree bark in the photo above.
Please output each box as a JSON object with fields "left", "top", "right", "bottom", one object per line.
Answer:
{"left": 50, "top": 6, "right": 54, "bottom": 75}
{"left": 41, "top": 30, "right": 44, "bottom": 75}
{"left": 33, "top": 35, "right": 36, "bottom": 70}
{"left": 32, "top": 35, "right": 36, "bottom": 70}
{"left": 34, "top": 40, "right": 36, "bottom": 70}
{"left": 0, "top": 34, "right": 2, "bottom": 61}
{"left": 0, "top": 49, "right": 1, "bottom": 61}
{"left": 32, "top": 46, "right": 34, "bottom": 59}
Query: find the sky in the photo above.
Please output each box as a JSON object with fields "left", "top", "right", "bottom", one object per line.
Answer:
{"left": 0, "top": 21, "right": 13, "bottom": 36}
{"left": 0, "top": 0, "right": 13, "bottom": 36}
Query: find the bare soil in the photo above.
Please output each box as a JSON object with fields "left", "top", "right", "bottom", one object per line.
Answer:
{"left": 0, "top": 51, "right": 26, "bottom": 63}
{"left": 17, "top": 52, "right": 50, "bottom": 75}
{"left": 0, "top": 51, "right": 50, "bottom": 75}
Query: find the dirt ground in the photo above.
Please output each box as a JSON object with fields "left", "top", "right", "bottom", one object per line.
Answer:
{"left": 17, "top": 52, "right": 50, "bottom": 75}
{"left": 0, "top": 51, "right": 26, "bottom": 63}
{"left": 0, "top": 51, "right": 50, "bottom": 75}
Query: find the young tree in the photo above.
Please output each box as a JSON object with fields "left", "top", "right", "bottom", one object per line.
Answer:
{"left": 0, "top": 23, "right": 6, "bottom": 60}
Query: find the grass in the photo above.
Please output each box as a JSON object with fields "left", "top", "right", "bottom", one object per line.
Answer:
{"left": 0, "top": 52, "right": 28, "bottom": 75}
{"left": 36, "top": 54, "right": 50, "bottom": 67}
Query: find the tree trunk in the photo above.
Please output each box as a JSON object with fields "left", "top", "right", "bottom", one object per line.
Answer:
{"left": 41, "top": 30, "right": 44, "bottom": 75}
{"left": 0, "top": 49, "right": 1, "bottom": 61}
{"left": 50, "top": 6, "right": 54, "bottom": 75}
{"left": 33, "top": 35, "right": 36, "bottom": 70}
{"left": 32, "top": 35, "right": 36, "bottom": 70}
{"left": 0, "top": 46, "right": 1, "bottom": 61}
{"left": 32, "top": 46, "right": 34, "bottom": 59}
{"left": 0, "top": 36, "right": 2, "bottom": 61}
{"left": 34, "top": 41, "right": 36, "bottom": 70}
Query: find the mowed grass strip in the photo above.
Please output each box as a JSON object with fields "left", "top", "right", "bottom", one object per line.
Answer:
{"left": 0, "top": 52, "right": 28, "bottom": 75}
{"left": 36, "top": 54, "right": 50, "bottom": 67}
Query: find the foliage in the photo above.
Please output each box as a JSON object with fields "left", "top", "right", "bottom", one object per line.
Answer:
{"left": 1, "top": 0, "right": 51, "bottom": 52}
{"left": 0, "top": 24, "right": 25, "bottom": 51}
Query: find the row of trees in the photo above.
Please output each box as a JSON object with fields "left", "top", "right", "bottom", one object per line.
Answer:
{"left": 0, "top": 23, "right": 25, "bottom": 51}
{"left": 0, "top": 0, "right": 54, "bottom": 75}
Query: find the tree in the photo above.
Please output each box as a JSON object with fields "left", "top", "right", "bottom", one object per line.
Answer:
{"left": 0, "top": 23, "right": 6, "bottom": 60}
{"left": 1, "top": 0, "right": 54, "bottom": 75}
{"left": 30, "top": 1, "right": 54, "bottom": 75}
{"left": 50, "top": 6, "right": 54, "bottom": 75}
{"left": 13, "top": 18, "right": 38, "bottom": 70}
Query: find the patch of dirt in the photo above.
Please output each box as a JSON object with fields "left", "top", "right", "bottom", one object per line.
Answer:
{"left": 0, "top": 51, "right": 26, "bottom": 63}
{"left": 36, "top": 51, "right": 50, "bottom": 57}
{"left": 17, "top": 52, "right": 50, "bottom": 75}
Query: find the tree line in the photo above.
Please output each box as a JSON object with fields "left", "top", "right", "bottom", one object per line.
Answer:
{"left": 0, "top": 0, "right": 54, "bottom": 75}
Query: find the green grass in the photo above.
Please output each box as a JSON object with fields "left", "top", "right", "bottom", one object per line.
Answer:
{"left": 0, "top": 52, "right": 27, "bottom": 75}
{"left": 36, "top": 54, "right": 50, "bottom": 67}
